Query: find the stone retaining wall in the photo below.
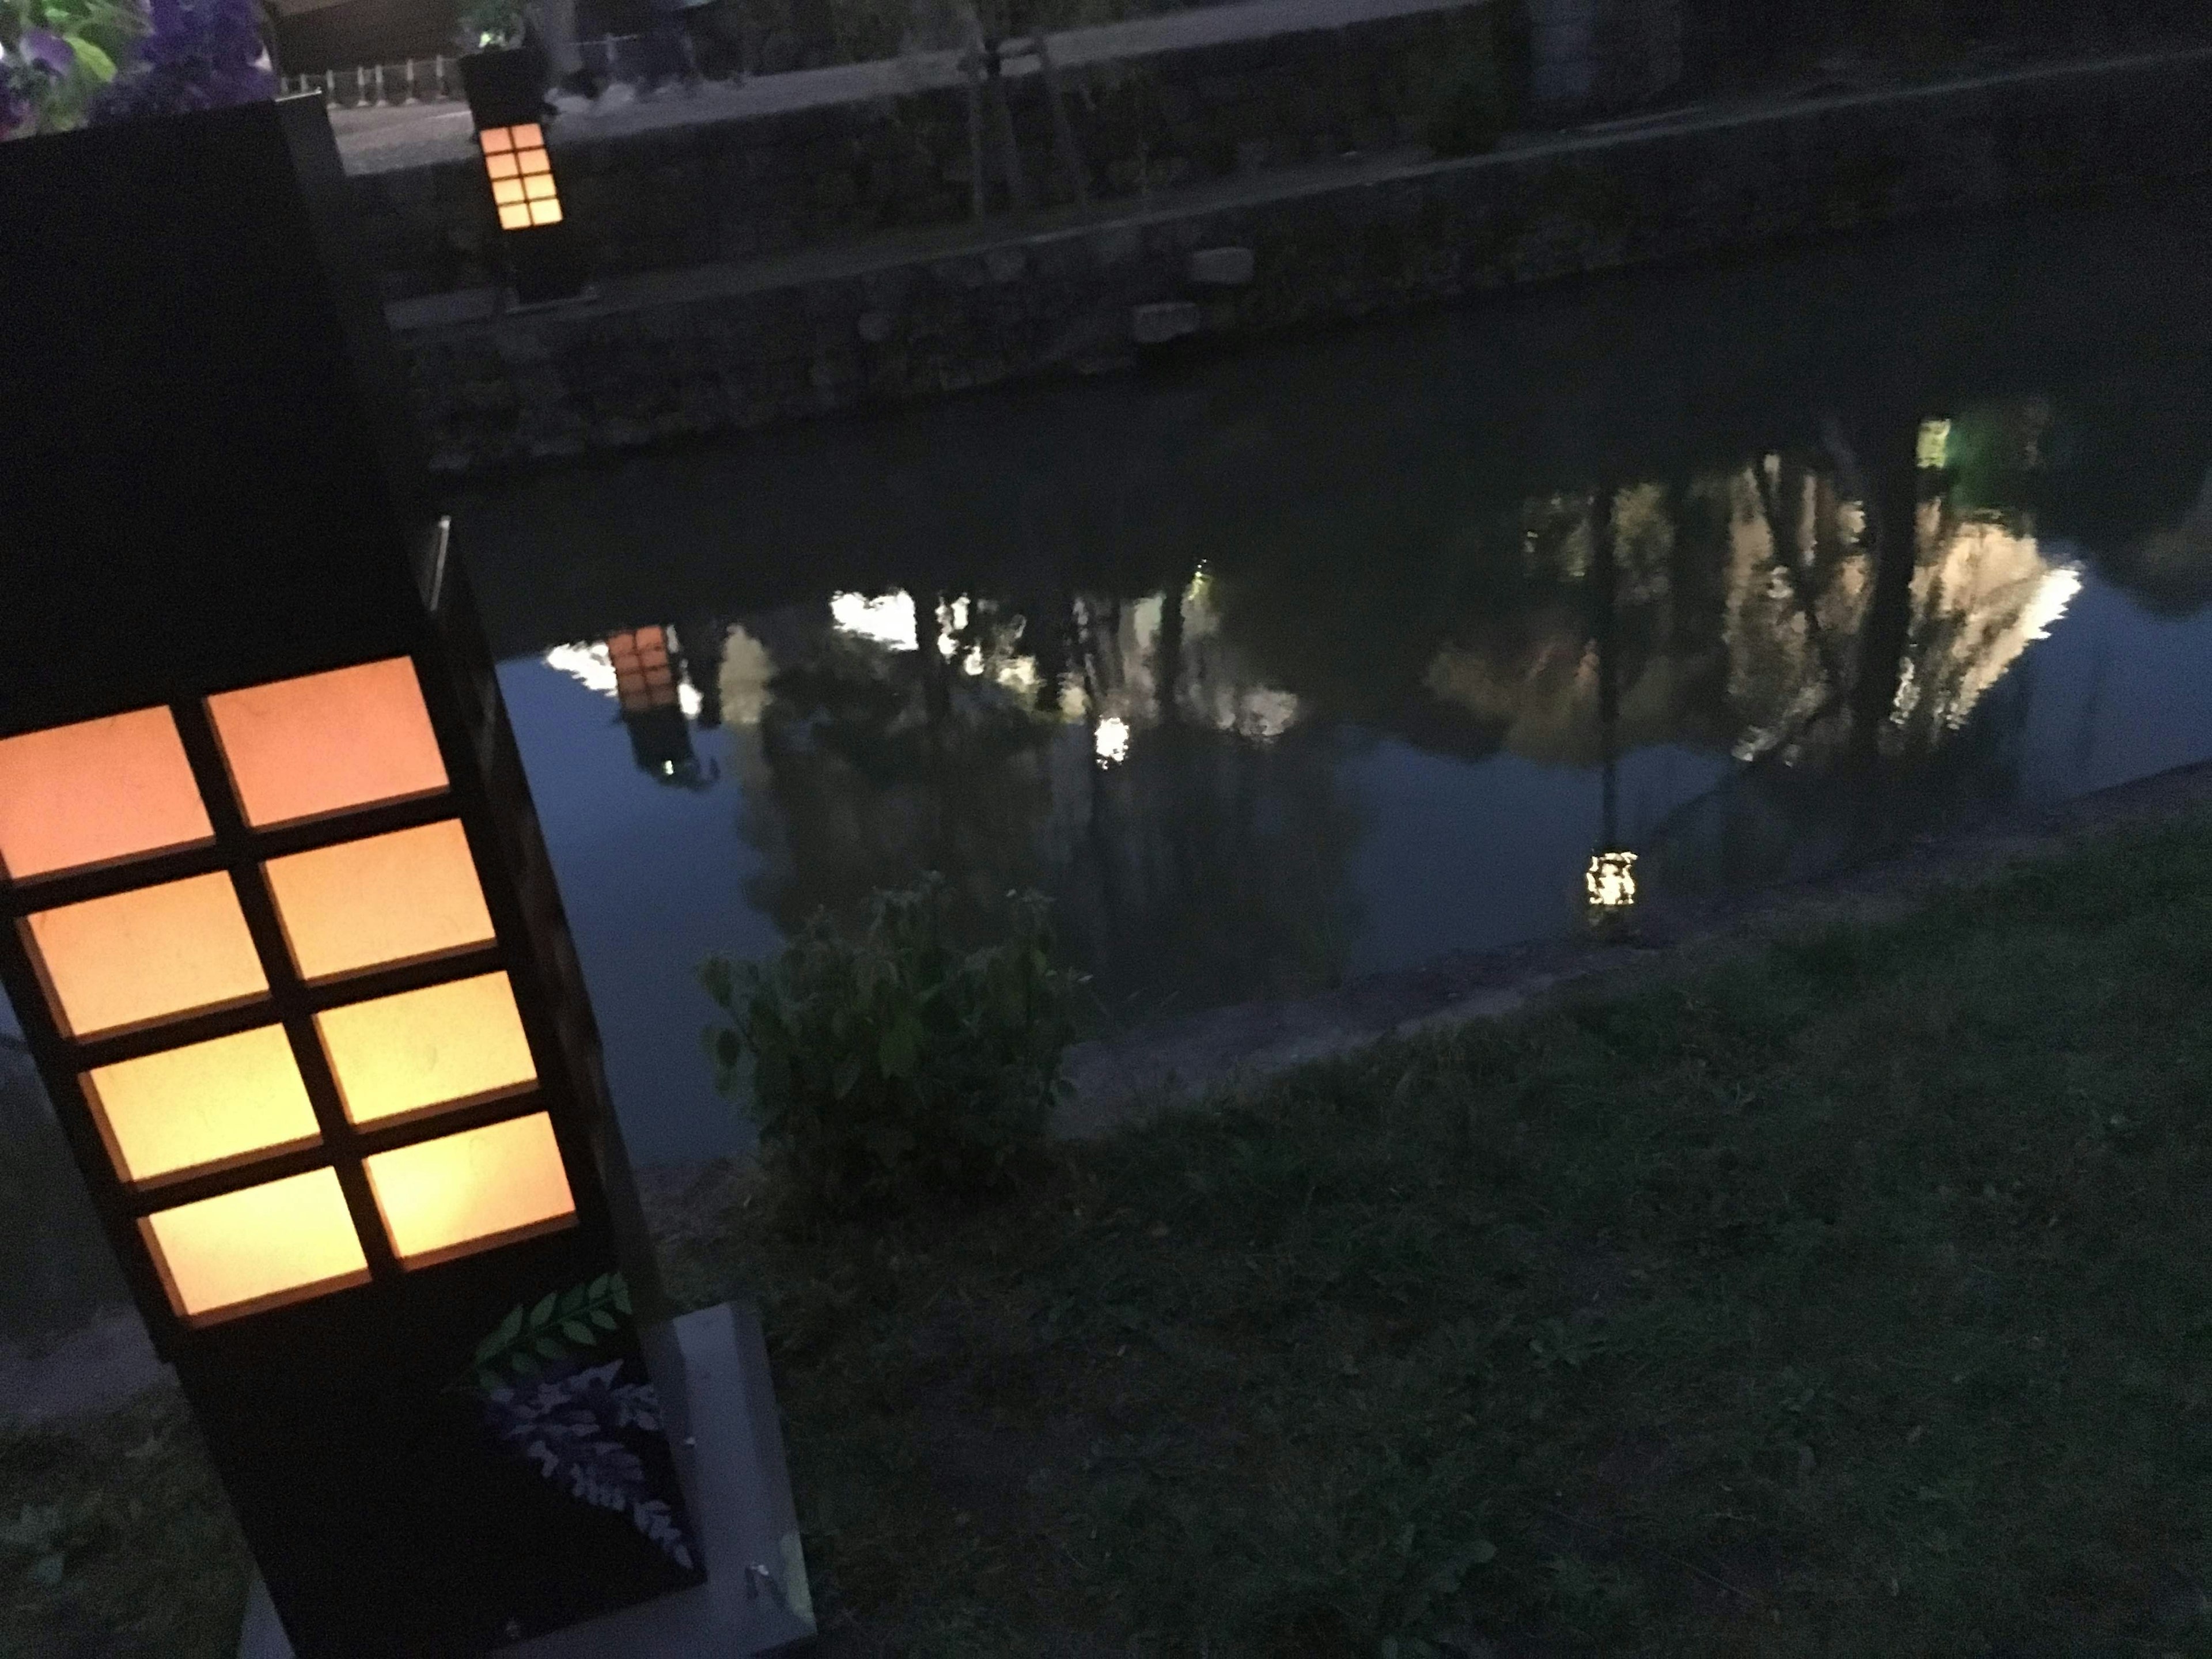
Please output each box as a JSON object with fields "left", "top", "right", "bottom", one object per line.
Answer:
{"left": 351, "top": 0, "right": 1509, "bottom": 301}
{"left": 1527, "top": 0, "right": 1682, "bottom": 119}
{"left": 396, "top": 48, "right": 2212, "bottom": 474}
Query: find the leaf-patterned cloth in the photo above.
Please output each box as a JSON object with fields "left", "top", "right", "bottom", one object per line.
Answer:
{"left": 482, "top": 1357, "right": 694, "bottom": 1570}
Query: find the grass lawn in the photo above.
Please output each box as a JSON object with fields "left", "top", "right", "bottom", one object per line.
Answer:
{"left": 10, "top": 818, "right": 2212, "bottom": 1655}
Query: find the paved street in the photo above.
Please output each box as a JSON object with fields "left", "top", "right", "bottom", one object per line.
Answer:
{"left": 328, "top": 0, "right": 1479, "bottom": 171}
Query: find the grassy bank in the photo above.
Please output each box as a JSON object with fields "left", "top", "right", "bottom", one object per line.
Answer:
{"left": 10, "top": 819, "right": 2212, "bottom": 1654}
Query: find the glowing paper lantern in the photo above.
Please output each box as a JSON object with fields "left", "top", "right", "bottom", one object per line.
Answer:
{"left": 0, "top": 94, "right": 810, "bottom": 1658}
{"left": 481, "top": 121, "right": 564, "bottom": 231}
{"left": 459, "top": 50, "right": 587, "bottom": 305}
{"left": 1, "top": 661, "right": 582, "bottom": 1318}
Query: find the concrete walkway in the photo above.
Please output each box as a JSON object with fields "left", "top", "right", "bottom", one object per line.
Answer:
{"left": 332, "top": 0, "right": 1486, "bottom": 174}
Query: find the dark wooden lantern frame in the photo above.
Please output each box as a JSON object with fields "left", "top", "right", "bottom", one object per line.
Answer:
{"left": 458, "top": 46, "right": 588, "bottom": 306}
{"left": 0, "top": 96, "right": 694, "bottom": 1656}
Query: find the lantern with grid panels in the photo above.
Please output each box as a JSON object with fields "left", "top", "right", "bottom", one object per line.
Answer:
{"left": 0, "top": 663, "right": 577, "bottom": 1324}
{"left": 482, "top": 121, "right": 563, "bottom": 232}
{"left": 0, "top": 93, "right": 699, "bottom": 1656}
{"left": 459, "top": 48, "right": 586, "bottom": 304}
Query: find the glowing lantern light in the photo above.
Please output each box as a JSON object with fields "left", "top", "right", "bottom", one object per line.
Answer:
{"left": 460, "top": 49, "right": 587, "bottom": 305}
{"left": 0, "top": 94, "right": 810, "bottom": 1657}
{"left": 314, "top": 971, "right": 537, "bottom": 1126}
{"left": 143, "top": 1169, "right": 373, "bottom": 1323}
{"left": 482, "top": 121, "right": 563, "bottom": 230}
{"left": 1, "top": 660, "right": 579, "bottom": 1323}
{"left": 1095, "top": 715, "right": 1132, "bottom": 767}
{"left": 84, "top": 1025, "right": 322, "bottom": 1187}
{"left": 1585, "top": 849, "right": 1639, "bottom": 912}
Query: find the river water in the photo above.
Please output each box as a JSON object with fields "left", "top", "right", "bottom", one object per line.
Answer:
{"left": 451, "top": 182, "right": 2212, "bottom": 1164}
{"left": 8, "top": 183, "right": 2212, "bottom": 1337}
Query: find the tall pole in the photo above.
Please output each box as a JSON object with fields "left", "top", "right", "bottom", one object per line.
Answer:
{"left": 1592, "top": 481, "right": 1619, "bottom": 851}
{"left": 1850, "top": 413, "right": 1924, "bottom": 771}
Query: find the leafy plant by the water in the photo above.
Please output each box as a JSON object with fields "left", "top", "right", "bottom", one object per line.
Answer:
{"left": 702, "top": 876, "right": 1082, "bottom": 1219}
{"left": 454, "top": 0, "right": 524, "bottom": 51}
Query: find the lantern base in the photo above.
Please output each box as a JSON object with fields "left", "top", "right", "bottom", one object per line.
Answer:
{"left": 238, "top": 1300, "right": 815, "bottom": 1658}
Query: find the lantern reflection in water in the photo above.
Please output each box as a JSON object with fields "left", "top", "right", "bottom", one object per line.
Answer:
{"left": 1585, "top": 849, "right": 1639, "bottom": 912}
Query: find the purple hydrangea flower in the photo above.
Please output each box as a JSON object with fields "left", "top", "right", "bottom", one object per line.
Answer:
{"left": 0, "top": 60, "right": 29, "bottom": 140}
{"left": 20, "top": 28, "right": 77, "bottom": 77}
{"left": 86, "top": 0, "right": 274, "bottom": 123}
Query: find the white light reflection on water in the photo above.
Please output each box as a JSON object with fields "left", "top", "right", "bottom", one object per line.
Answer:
{"left": 830, "top": 590, "right": 919, "bottom": 652}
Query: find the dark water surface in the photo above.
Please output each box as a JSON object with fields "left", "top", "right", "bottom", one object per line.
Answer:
{"left": 442, "top": 183, "right": 2212, "bottom": 1163}
{"left": 8, "top": 185, "right": 2212, "bottom": 1281}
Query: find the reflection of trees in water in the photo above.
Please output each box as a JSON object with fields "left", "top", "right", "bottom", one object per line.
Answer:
{"left": 737, "top": 619, "right": 1058, "bottom": 944}
{"left": 1357, "top": 405, "right": 2091, "bottom": 902}
{"left": 1627, "top": 409, "right": 2074, "bottom": 898}
{"left": 1055, "top": 577, "right": 1358, "bottom": 1022}
{"left": 1416, "top": 480, "right": 1733, "bottom": 768}
{"left": 679, "top": 388, "right": 2210, "bottom": 999}
{"left": 2090, "top": 465, "right": 2212, "bottom": 618}
{"left": 730, "top": 574, "right": 1358, "bottom": 1022}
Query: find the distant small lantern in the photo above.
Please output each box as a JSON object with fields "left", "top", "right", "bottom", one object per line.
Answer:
{"left": 459, "top": 48, "right": 586, "bottom": 305}
{"left": 0, "top": 95, "right": 808, "bottom": 1657}
{"left": 483, "top": 120, "right": 563, "bottom": 231}
{"left": 1585, "top": 849, "right": 1639, "bottom": 912}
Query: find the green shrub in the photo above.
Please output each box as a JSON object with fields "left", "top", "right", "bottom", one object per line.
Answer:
{"left": 702, "top": 877, "right": 1082, "bottom": 1221}
{"left": 456, "top": 0, "right": 525, "bottom": 48}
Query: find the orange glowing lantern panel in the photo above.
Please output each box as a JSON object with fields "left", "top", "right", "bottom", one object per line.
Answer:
{"left": 481, "top": 123, "right": 563, "bottom": 230}
{"left": 263, "top": 820, "right": 495, "bottom": 982}
{"left": 208, "top": 658, "right": 449, "bottom": 829}
{"left": 316, "top": 972, "right": 537, "bottom": 1127}
{"left": 0, "top": 707, "right": 214, "bottom": 882}
{"left": 141, "top": 1168, "right": 372, "bottom": 1325}
{"left": 24, "top": 873, "right": 270, "bottom": 1039}
{"left": 364, "top": 1111, "right": 575, "bottom": 1268}
{"left": 83, "top": 1025, "right": 321, "bottom": 1187}
{"left": 607, "top": 627, "right": 677, "bottom": 713}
